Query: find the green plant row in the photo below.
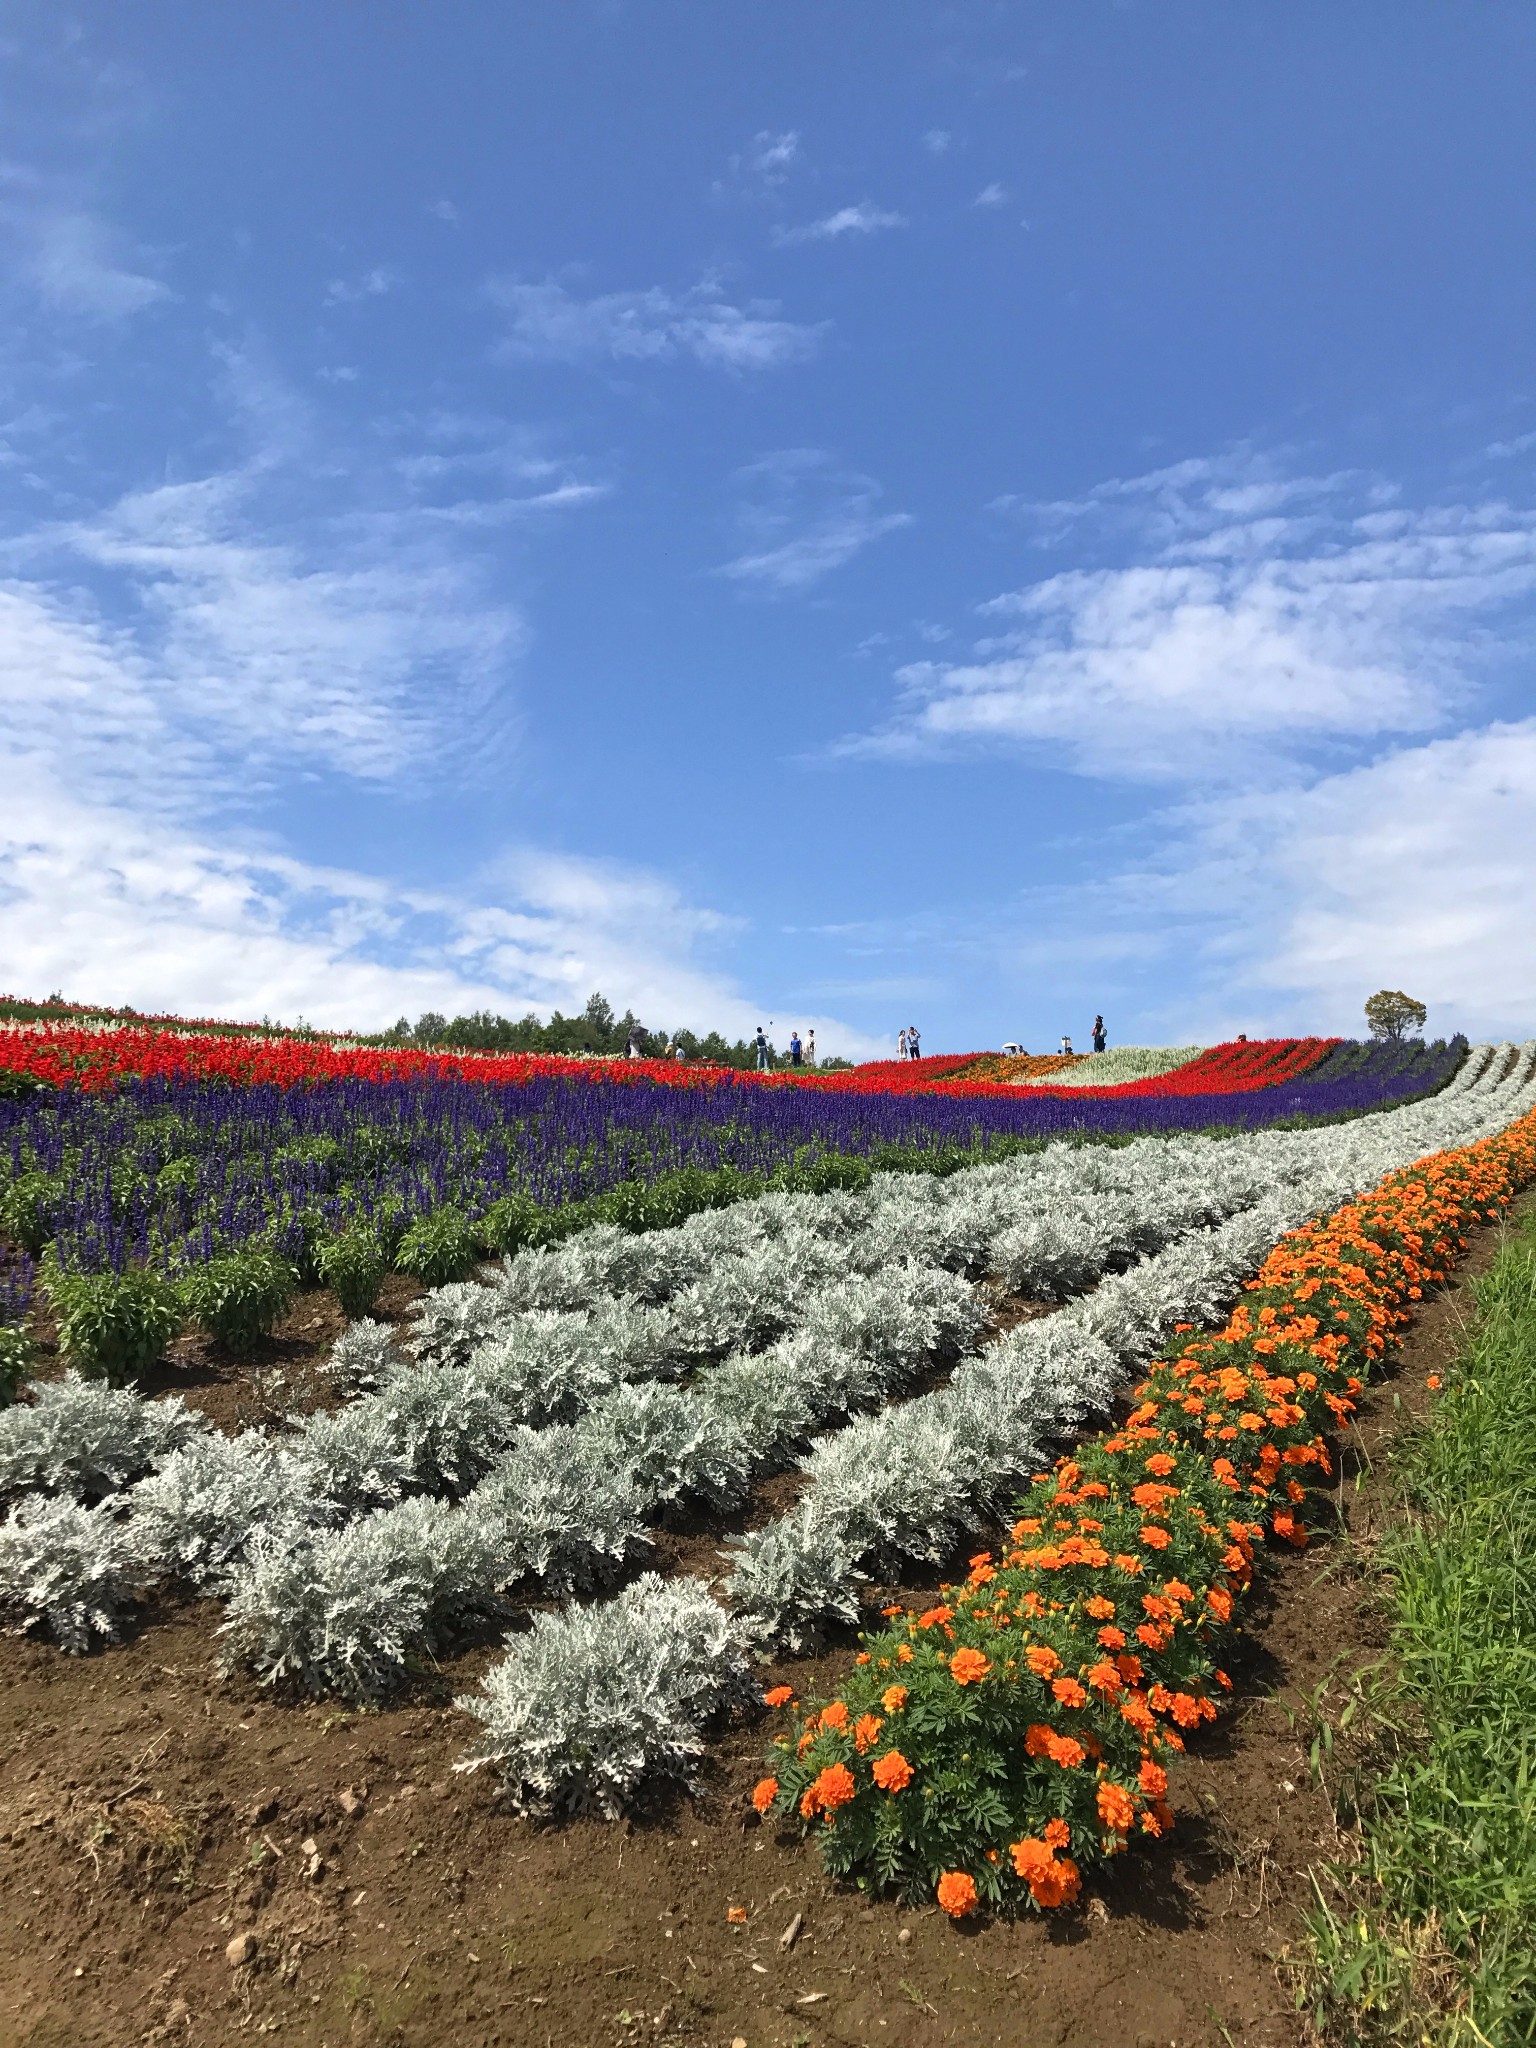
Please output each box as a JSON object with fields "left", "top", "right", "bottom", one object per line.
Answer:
{"left": 1301, "top": 1215, "right": 1536, "bottom": 2048}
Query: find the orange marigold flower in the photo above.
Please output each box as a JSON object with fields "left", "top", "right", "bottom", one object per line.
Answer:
{"left": 1140, "top": 1524, "right": 1172, "bottom": 1550}
{"left": 1086, "top": 1659, "right": 1122, "bottom": 1697}
{"left": 1043, "top": 1816, "right": 1071, "bottom": 1850}
{"left": 1047, "top": 1735, "right": 1087, "bottom": 1769}
{"left": 936, "top": 1870, "right": 979, "bottom": 1918}
{"left": 1051, "top": 1676, "right": 1088, "bottom": 1709}
{"left": 916, "top": 1604, "right": 953, "bottom": 1630}
{"left": 1206, "top": 1585, "right": 1233, "bottom": 1622}
{"left": 871, "top": 1748, "right": 914, "bottom": 1793}
{"left": 751, "top": 1776, "right": 779, "bottom": 1814}
{"left": 819, "top": 1700, "right": 850, "bottom": 1732}
{"left": 1011, "top": 1835, "right": 1052, "bottom": 1881}
{"left": 950, "top": 1647, "right": 992, "bottom": 1686}
{"left": 854, "top": 1713, "right": 884, "bottom": 1752}
{"left": 1096, "top": 1782, "right": 1136, "bottom": 1834}
{"left": 896, "top": 1643, "right": 914, "bottom": 1664}
{"left": 1097, "top": 1624, "right": 1127, "bottom": 1650}
{"left": 1024, "top": 1723, "right": 1056, "bottom": 1758}
{"left": 1084, "top": 1595, "right": 1117, "bottom": 1621}
{"left": 1144, "top": 1452, "right": 1176, "bottom": 1477}
{"left": 800, "top": 1762, "right": 856, "bottom": 1819}
{"left": 1026, "top": 1644, "right": 1062, "bottom": 1679}
{"left": 881, "top": 1684, "right": 909, "bottom": 1715}
{"left": 1425, "top": 1374, "right": 1442, "bottom": 1391}
{"left": 762, "top": 1685, "right": 793, "bottom": 1708}
{"left": 1031, "top": 1855, "right": 1081, "bottom": 1909}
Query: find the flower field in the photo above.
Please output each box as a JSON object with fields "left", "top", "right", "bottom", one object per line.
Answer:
{"left": 2, "top": 1014, "right": 1531, "bottom": 1984}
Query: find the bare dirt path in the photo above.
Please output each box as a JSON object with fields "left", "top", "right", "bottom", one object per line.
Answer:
{"left": 1, "top": 1206, "right": 1513, "bottom": 2048}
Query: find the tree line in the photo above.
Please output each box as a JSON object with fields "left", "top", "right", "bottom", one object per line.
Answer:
{"left": 386, "top": 993, "right": 848, "bottom": 1070}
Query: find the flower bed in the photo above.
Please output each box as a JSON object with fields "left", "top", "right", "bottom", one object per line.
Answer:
{"left": 1025, "top": 1037, "right": 1337, "bottom": 1097}
{"left": 756, "top": 1091, "right": 1536, "bottom": 1916}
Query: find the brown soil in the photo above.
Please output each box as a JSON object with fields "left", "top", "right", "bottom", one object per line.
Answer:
{"left": 0, "top": 1212, "right": 1518, "bottom": 2048}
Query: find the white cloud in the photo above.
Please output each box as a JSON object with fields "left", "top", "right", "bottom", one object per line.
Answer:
{"left": 774, "top": 202, "right": 907, "bottom": 246}
{"left": 717, "top": 451, "right": 912, "bottom": 593}
{"left": 922, "top": 129, "right": 952, "bottom": 154}
{"left": 0, "top": 768, "right": 883, "bottom": 1052}
{"left": 427, "top": 198, "right": 459, "bottom": 224}
{"left": 973, "top": 182, "right": 1007, "bottom": 208}
{"left": 1202, "top": 720, "right": 1536, "bottom": 1039}
{"left": 748, "top": 130, "right": 799, "bottom": 181}
{"left": 0, "top": 167, "right": 168, "bottom": 319}
{"left": 0, "top": 469, "right": 520, "bottom": 794}
{"left": 849, "top": 457, "right": 1536, "bottom": 777}
{"left": 487, "top": 278, "right": 823, "bottom": 372}
{"left": 0, "top": 369, "right": 878, "bottom": 1050}
{"left": 323, "top": 265, "right": 401, "bottom": 307}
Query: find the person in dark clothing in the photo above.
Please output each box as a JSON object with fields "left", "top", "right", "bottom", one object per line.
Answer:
{"left": 1091, "top": 1015, "right": 1106, "bottom": 1053}
{"left": 789, "top": 1030, "right": 803, "bottom": 1067}
{"left": 755, "top": 1027, "right": 771, "bottom": 1072}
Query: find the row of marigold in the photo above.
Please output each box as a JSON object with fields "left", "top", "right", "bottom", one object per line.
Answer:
{"left": 751, "top": 1101, "right": 1536, "bottom": 1917}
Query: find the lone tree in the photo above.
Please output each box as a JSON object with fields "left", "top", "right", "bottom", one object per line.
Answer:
{"left": 1364, "top": 989, "right": 1428, "bottom": 1041}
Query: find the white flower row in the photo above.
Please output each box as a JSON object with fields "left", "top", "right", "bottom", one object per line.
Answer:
{"left": 1015, "top": 1044, "right": 1203, "bottom": 1087}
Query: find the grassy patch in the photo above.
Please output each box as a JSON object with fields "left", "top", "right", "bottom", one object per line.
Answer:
{"left": 1303, "top": 1218, "right": 1536, "bottom": 2046}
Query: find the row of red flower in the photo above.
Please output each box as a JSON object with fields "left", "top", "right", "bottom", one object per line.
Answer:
{"left": 1033, "top": 1035, "right": 1339, "bottom": 1099}
{"left": 0, "top": 1019, "right": 1327, "bottom": 1102}
{"left": 753, "top": 1099, "right": 1536, "bottom": 1915}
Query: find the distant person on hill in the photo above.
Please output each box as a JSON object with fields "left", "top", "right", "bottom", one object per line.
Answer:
{"left": 897, "top": 1026, "right": 909, "bottom": 1060}
{"left": 806, "top": 1029, "right": 816, "bottom": 1065}
{"left": 907, "top": 1024, "right": 921, "bottom": 1060}
{"left": 789, "top": 1030, "right": 803, "bottom": 1067}
{"left": 1060, "top": 1033, "right": 1073, "bottom": 1056}
{"left": 1091, "top": 1015, "right": 1106, "bottom": 1053}
{"left": 625, "top": 1023, "right": 644, "bottom": 1059}
{"left": 755, "top": 1026, "right": 771, "bottom": 1071}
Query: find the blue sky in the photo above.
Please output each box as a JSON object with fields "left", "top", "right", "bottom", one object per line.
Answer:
{"left": 2, "top": 4, "right": 1535, "bottom": 1054}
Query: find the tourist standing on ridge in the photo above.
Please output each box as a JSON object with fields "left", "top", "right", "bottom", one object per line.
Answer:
{"left": 1091, "top": 1015, "right": 1106, "bottom": 1053}
{"left": 625, "top": 1022, "right": 645, "bottom": 1059}
{"left": 789, "top": 1030, "right": 803, "bottom": 1067}
{"left": 907, "top": 1024, "right": 921, "bottom": 1060}
{"left": 897, "top": 1027, "right": 908, "bottom": 1060}
{"left": 806, "top": 1029, "right": 816, "bottom": 1065}
{"left": 755, "top": 1026, "right": 771, "bottom": 1071}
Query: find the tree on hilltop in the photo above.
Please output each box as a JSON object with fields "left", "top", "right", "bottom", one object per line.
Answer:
{"left": 1364, "top": 989, "right": 1428, "bottom": 1041}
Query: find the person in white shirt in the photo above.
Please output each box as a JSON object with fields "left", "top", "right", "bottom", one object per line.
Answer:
{"left": 897, "top": 1027, "right": 908, "bottom": 1059}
